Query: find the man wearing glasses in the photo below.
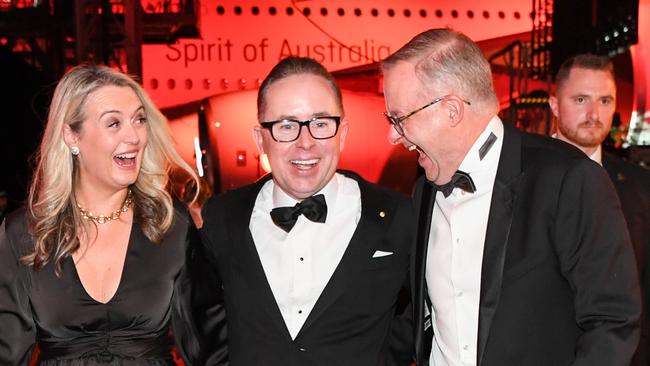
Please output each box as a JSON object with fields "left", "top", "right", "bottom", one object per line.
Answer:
{"left": 200, "top": 57, "right": 414, "bottom": 365}
{"left": 381, "top": 29, "right": 641, "bottom": 366}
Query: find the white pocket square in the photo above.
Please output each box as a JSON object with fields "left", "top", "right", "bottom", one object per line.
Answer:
{"left": 372, "top": 250, "right": 393, "bottom": 258}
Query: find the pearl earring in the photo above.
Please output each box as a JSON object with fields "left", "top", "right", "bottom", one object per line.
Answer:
{"left": 70, "top": 146, "right": 80, "bottom": 156}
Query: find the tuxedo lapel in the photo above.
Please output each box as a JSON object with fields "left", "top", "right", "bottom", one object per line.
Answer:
{"left": 227, "top": 176, "right": 293, "bottom": 340}
{"left": 413, "top": 178, "right": 436, "bottom": 363}
{"left": 296, "top": 176, "right": 393, "bottom": 339}
{"left": 477, "top": 126, "right": 522, "bottom": 365}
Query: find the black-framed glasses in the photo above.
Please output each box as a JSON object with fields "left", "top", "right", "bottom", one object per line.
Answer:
{"left": 260, "top": 116, "right": 341, "bottom": 142}
{"left": 384, "top": 96, "right": 471, "bottom": 136}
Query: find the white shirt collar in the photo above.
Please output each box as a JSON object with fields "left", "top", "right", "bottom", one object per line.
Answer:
{"left": 271, "top": 173, "right": 339, "bottom": 209}
{"left": 457, "top": 116, "right": 503, "bottom": 175}
{"left": 589, "top": 145, "right": 603, "bottom": 166}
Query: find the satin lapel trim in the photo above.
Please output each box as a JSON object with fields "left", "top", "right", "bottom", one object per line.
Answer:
{"left": 477, "top": 126, "right": 522, "bottom": 366}
{"left": 228, "top": 177, "right": 293, "bottom": 341}
{"left": 295, "top": 179, "right": 390, "bottom": 339}
{"left": 413, "top": 178, "right": 436, "bottom": 363}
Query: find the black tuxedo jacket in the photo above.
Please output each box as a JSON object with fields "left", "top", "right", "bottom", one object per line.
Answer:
{"left": 200, "top": 171, "right": 414, "bottom": 366}
{"left": 411, "top": 126, "right": 641, "bottom": 366}
{"left": 603, "top": 151, "right": 650, "bottom": 366}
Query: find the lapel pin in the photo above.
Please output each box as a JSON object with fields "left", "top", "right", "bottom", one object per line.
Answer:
{"left": 379, "top": 211, "right": 386, "bottom": 218}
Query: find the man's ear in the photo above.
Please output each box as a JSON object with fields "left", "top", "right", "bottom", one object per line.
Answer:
{"left": 338, "top": 121, "right": 349, "bottom": 152}
{"left": 62, "top": 124, "right": 79, "bottom": 147}
{"left": 252, "top": 127, "right": 266, "bottom": 154}
{"left": 548, "top": 95, "right": 560, "bottom": 119}
{"left": 444, "top": 97, "right": 464, "bottom": 127}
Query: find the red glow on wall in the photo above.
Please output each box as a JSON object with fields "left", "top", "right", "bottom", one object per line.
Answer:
{"left": 629, "top": 0, "right": 650, "bottom": 144}
{"left": 143, "top": 0, "right": 533, "bottom": 108}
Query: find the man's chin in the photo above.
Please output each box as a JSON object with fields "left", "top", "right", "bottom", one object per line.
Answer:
{"left": 576, "top": 132, "right": 607, "bottom": 148}
{"left": 422, "top": 164, "right": 440, "bottom": 183}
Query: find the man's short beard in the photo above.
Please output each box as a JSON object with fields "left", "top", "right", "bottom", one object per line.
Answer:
{"left": 559, "top": 120, "right": 609, "bottom": 148}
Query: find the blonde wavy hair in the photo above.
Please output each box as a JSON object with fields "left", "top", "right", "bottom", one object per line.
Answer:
{"left": 24, "top": 64, "right": 198, "bottom": 273}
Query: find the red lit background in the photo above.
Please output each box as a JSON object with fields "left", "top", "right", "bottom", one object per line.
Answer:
{"left": 153, "top": 0, "right": 541, "bottom": 192}
{"left": 0, "top": 1, "right": 646, "bottom": 365}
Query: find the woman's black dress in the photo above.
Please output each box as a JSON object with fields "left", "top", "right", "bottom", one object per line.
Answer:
{"left": 0, "top": 207, "right": 211, "bottom": 365}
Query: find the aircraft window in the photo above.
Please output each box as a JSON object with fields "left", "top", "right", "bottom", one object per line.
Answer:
{"left": 451, "top": 10, "right": 458, "bottom": 18}
{"left": 234, "top": 5, "right": 241, "bottom": 15}
{"left": 150, "top": 78, "right": 158, "bottom": 90}
{"left": 269, "top": 6, "right": 276, "bottom": 15}
{"left": 467, "top": 10, "right": 474, "bottom": 18}
{"left": 185, "top": 79, "right": 193, "bottom": 90}
{"left": 354, "top": 8, "right": 361, "bottom": 16}
{"left": 167, "top": 79, "right": 176, "bottom": 90}
{"left": 514, "top": 11, "right": 520, "bottom": 19}
{"left": 216, "top": 5, "right": 224, "bottom": 15}
{"left": 403, "top": 9, "right": 411, "bottom": 17}
{"left": 371, "top": 8, "right": 378, "bottom": 17}
{"left": 286, "top": 7, "right": 294, "bottom": 15}
{"left": 203, "top": 79, "right": 211, "bottom": 90}
{"left": 435, "top": 9, "right": 443, "bottom": 18}
{"left": 252, "top": 6, "right": 259, "bottom": 15}
{"left": 303, "top": 7, "right": 311, "bottom": 16}
{"left": 320, "top": 7, "right": 328, "bottom": 16}
{"left": 420, "top": 9, "right": 427, "bottom": 18}
{"left": 337, "top": 8, "right": 345, "bottom": 16}
{"left": 498, "top": 11, "right": 505, "bottom": 18}
{"left": 483, "top": 11, "right": 490, "bottom": 19}
{"left": 387, "top": 9, "right": 395, "bottom": 17}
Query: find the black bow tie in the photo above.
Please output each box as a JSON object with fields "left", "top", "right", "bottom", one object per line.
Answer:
{"left": 428, "top": 170, "right": 476, "bottom": 198}
{"left": 270, "top": 194, "right": 328, "bottom": 232}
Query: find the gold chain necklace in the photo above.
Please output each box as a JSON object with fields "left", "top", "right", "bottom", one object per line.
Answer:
{"left": 76, "top": 189, "right": 133, "bottom": 224}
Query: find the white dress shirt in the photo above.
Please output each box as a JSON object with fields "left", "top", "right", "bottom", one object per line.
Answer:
{"left": 589, "top": 145, "right": 603, "bottom": 165}
{"left": 250, "top": 173, "right": 361, "bottom": 339}
{"left": 427, "top": 116, "right": 504, "bottom": 366}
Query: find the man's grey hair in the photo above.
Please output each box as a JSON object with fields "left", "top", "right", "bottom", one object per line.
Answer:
{"left": 383, "top": 28, "right": 498, "bottom": 108}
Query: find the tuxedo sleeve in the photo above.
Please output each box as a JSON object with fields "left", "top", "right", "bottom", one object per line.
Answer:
{"left": 0, "top": 219, "right": 36, "bottom": 365}
{"left": 384, "top": 197, "right": 417, "bottom": 366}
{"left": 195, "top": 197, "right": 229, "bottom": 366}
{"left": 384, "top": 272, "right": 415, "bottom": 366}
{"left": 172, "top": 220, "right": 228, "bottom": 366}
{"left": 553, "top": 159, "right": 641, "bottom": 366}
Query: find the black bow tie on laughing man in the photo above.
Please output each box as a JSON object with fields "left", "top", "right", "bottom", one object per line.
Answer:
{"left": 428, "top": 170, "right": 477, "bottom": 198}
{"left": 270, "top": 194, "right": 328, "bottom": 232}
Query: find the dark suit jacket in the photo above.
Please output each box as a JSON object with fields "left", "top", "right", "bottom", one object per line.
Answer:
{"left": 603, "top": 151, "right": 650, "bottom": 366}
{"left": 200, "top": 171, "right": 414, "bottom": 366}
{"left": 412, "top": 126, "right": 641, "bottom": 366}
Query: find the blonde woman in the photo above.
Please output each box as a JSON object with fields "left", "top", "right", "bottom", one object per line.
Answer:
{"left": 0, "top": 65, "right": 225, "bottom": 365}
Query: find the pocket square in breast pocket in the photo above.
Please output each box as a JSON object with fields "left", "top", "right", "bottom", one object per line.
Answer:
{"left": 372, "top": 250, "right": 393, "bottom": 258}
